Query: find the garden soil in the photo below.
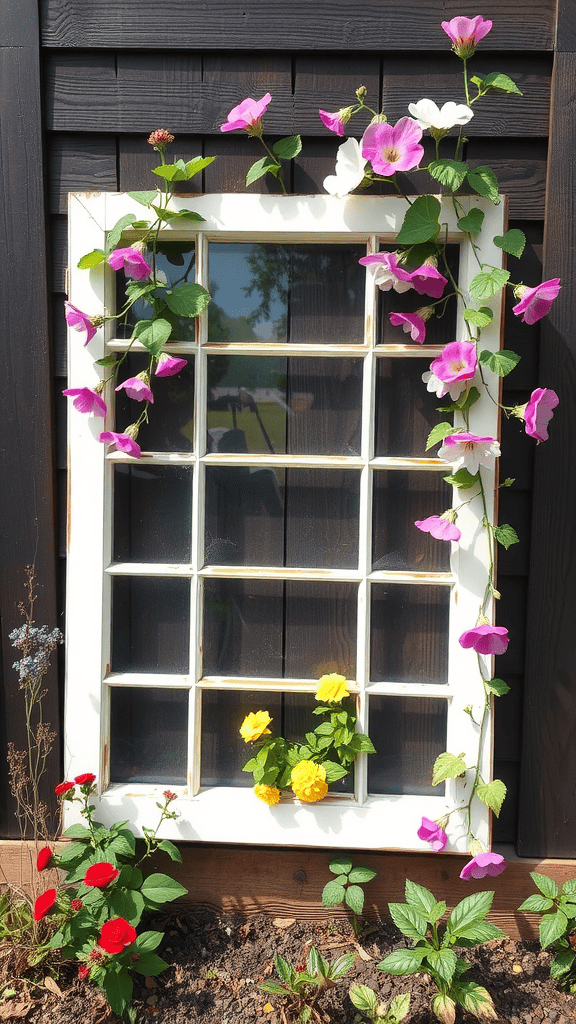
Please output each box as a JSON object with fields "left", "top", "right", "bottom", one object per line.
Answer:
{"left": 8, "top": 911, "right": 576, "bottom": 1024}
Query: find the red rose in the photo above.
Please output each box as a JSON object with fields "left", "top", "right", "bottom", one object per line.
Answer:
{"left": 55, "top": 781, "right": 74, "bottom": 796}
{"left": 84, "top": 862, "right": 120, "bottom": 889}
{"left": 36, "top": 845, "right": 52, "bottom": 871}
{"left": 99, "top": 918, "right": 137, "bottom": 955}
{"left": 33, "top": 888, "right": 57, "bottom": 921}
{"left": 78, "top": 965, "right": 89, "bottom": 980}
{"left": 74, "top": 773, "right": 96, "bottom": 786}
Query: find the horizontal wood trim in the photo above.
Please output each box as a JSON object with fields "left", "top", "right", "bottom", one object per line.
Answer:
{"left": 41, "top": 0, "right": 556, "bottom": 50}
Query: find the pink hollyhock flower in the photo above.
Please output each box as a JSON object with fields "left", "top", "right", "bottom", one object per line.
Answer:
{"left": 220, "top": 93, "right": 271, "bottom": 133}
{"left": 389, "top": 311, "right": 427, "bottom": 343}
{"left": 409, "top": 263, "right": 448, "bottom": 299}
{"left": 415, "top": 514, "right": 461, "bottom": 542}
{"left": 63, "top": 387, "right": 107, "bottom": 417}
{"left": 460, "top": 851, "right": 507, "bottom": 881}
{"left": 431, "top": 340, "right": 477, "bottom": 384}
{"left": 512, "top": 279, "right": 561, "bottom": 325}
{"left": 359, "top": 253, "right": 448, "bottom": 298}
{"left": 417, "top": 817, "right": 448, "bottom": 852}
{"left": 361, "top": 117, "right": 424, "bottom": 177}
{"left": 115, "top": 376, "right": 154, "bottom": 403}
{"left": 64, "top": 302, "right": 97, "bottom": 347}
{"left": 437, "top": 432, "right": 500, "bottom": 475}
{"left": 108, "top": 247, "right": 152, "bottom": 281}
{"left": 155, "top": 353, "right": 187, "bottom": 377}
{"left": 522, "top": 388, "right": 559, "bottom": 443}
{"left": 98, "top": 431, "right": 142, "bottom": 458}
{"left": 441, "top": 16, "right": 493, "bottom": 57}
{"left": 459, "top": 624, "right": 509, "bottom": 655}
{"left": 318, "top": 109, "right": 346, "bottom": 136}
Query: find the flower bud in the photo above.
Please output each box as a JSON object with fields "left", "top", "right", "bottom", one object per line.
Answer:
{"left": 147, "top": 129, "right": 175, "bottom": 150}
{"left": 124, "top": 423, "right": 140, "bottom": 441}
{"left": 368, "top": 112, "right": 388, "bottom": 125}
{"left": 355, "top": 85, "right": 367, "bottom": 103}
{"left": 468, "top": 836, "right": 483, "bottom": 856}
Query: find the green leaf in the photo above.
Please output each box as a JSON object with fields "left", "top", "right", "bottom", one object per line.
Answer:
{"left": 109, "top": 829, "right": 136, "bottom": 858}
{"left": 431, "top": 992, "right": 456, "bottom": 1024}
{"left": 377, "top": 947, "right": 427, "bottom": 975}
{"left": 165, "top": 282, "right": 211, "bottom": 318}
{"left": 349, "top": 983, "right": 378, "bottom": 1014}
{"left": 405, "top": 879, "right": 437, "bottom": 917}
{"left": 131, "top": 220, "right": 150, "bottom": 230}
{"left": 322, "top": 761, "right": 348, "bottom": 783}
{"left": 321, "top": 881, "right": 346, "bottom": 908}
{"left": 469, "top": 268, "right": 510, "bottom": 304}
{"left": 432, "top": 752, "right": 467, "bottom": 786}
{"left": 134, "top": 930, "right": 164, "bottom": 953}
{"left": 427, "top": 947, "right": 457, "bottom": 984}
{"left": 354, "top": 733, "right": 376, "bottom": 753}
{"left": 273, "top": 135, "right": 302, "bottom": 160}
{"left": 246, "top": 157, "right": 282, "bottom": 186}
{"left": 151, "top": 204, "right": 204, "bottom": 223}
{"left": 314, "top": 722, "right": 335, "bottom": 736}
{"left": 131, "top": 952, "right": 170, "bottom": 976}
{"left": 453, "top": 920, "right": 505, "bottom": 944}
{"left": 101, "top": 965, "right": 133, "bottom": 1016}
{"left": 95, "top": 355, "right": 119, "bottom": 367}
{"left": 475, "top": 778, "right": 507, "bottom": 817}
{"left": 388, "top": 903, "right": 428, "bottom": 940}
{"left": 61, "top": 824, "right": 92, "bottom": 839}
{"left": 329, "top": 857, "right": 352, "bottom": 876}
{"left": 78, "top": 249, "right": 107, "bottom": 269}
{"left": 127, "top": 190, "right": 158, "bottom": 207}
{"left": 443, "top": 468, "right": 479, "bottom": 490}
{"left": 345, "top": 885, "right": 365, "bottom": 916}
{"left": 329, "top": 952, "right": 356, "bottom": 979}
{"left": 483, "top": 72, "right": 522, "bottom": 95}
{"left": 259, "top": 979, "right": 287, "bottom": 995}
{"left": 448, "top": 891, "right": 494, "bottom": 938}
{"left": 428, "top": 160, "right": 468, "bottom": 192}
{"left": 140, "top": 872, "right": 187, "bottom": 905}
{"left": 306, "top": 946, "right": 322, "bottom": 976}
{"left": 274, "top": 955, "right": 294, "bottom": 986}
{"left": 563, "top": 879, "right": 576, "bottom": 897}
{"left": 157, "top": 839, "right": 183, "bottom": 863}
{"left": 550, "top": 949, "right": 576, "bottom": 978}
{"left": 453, "top": 981, "right": 496, "bottom": 1019}
{"left": 539, "top": 911, "right": 568, "bottom": 949}
{"left": 457, "top": 208, "right": 485, "bottom": 233}
{"left": 437, "top": 386, "right": 480, "bottom": 414}
{"left": 132, "top": 317, "right": 172, "bottom": 356}
{"left": 152, "top": 156, "right": 215, "bottom": 181}
{"left": 425, "top": 422, "right": 454, "bottom": 451}
{"left": 479, "top": 348, "right": 520, "bottom": 377}
{"left": 396, "top": 195, "right": 441, "bottom": 245}
{"left": 493, "top": 524, "right": 520, "bottom": 550}
{"left": 389, "top": 992, "right": 411, "bottom": 1022}
{"left": 109, "top": 888, "right": 145, "bottom": 925}
{"left": 467, "top": 166, "right": 500, "bottom": 204}
{"left": 486, "top": 677, "right": 511, "bottom": 697}
{"left": 531, "top": 872, "right": 559, "bottom": 899}
{"left": 463, "top": 306, "right": 493, "bottom": 328}
{"left": 107, "top": 214, "right": 138, "bottom": 252}
{"left": 517, "top": 894, "right": 554, "bottom": 913}
{"left": 493, "top": 229, "right": 526, "bottom": 258}
{"left": 348, "top": 867, "right": 377, "bottom": 884}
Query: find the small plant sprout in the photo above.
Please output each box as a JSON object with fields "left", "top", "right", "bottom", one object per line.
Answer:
{"left": 349, "top": 984, "right": 410, "bottom": 1024}
{"left": 378, "top": 880, "right": 505, "bottom": 1022}
{"left": 259, "top": 946, "right": 356, "bottom": 1023}
{"left": 321, "top": 858, "right": 377, "bottom": 936}
{"left": 517, "top": 873, "right": 576, "bottom": 991}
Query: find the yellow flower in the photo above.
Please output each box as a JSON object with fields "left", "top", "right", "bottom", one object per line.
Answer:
{"left": 263, "top": 1004, "right": 274, "bottom": 1013}
{"left": 239, "top": 711, "right": 272, "bottom": 743}
{"left": 254, "top": 784, "right": 280, "bottom": 806}
{"left": 316, "top": 673, "right": 349, "bottom": 703}
{"left": 291, "top": 761, "right": 328, "bottom": 803}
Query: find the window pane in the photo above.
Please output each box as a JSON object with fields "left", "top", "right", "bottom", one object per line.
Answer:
{"left": 370, "top": 584, "right": 449, "bottom": 683}
{"left": 112, "top": 576, "right": 190, "bottom": 673}
{"left": 115, "top": 354, "right": 194, "bottom": 452}
{"left": 374, "top": 358, "right": 450, "bottom": 458}
{"left": 376, "top": 244, "right": 459, "bottom": 346}
{"left": 116, "top": 241, "right": 196, "bottom": 341}
{"left": 368, "top": 696, "right": 447, "bottom": 795}
{"left": 372, "top": 471, "right": 452, "bottom": 572}
{"left": 110, "top": 687, "right": 187, "bottom": 783}
{"left": 114, "top": 465, "right": 192, "bottom": 563}
{"left": 207, "top": 355, "right": 362, "bottom": 456}
{"left": 208, "top": 242, "right": 366, "bottom": 345}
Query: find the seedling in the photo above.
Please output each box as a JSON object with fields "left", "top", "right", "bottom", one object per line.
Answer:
{"left": 517, "top": 872, "right": 576, "bottom": 991}
{"left": 260, "top": 945, "right": 355, "bottom": 1023}
{"left": 321, "top": 858, "right": 377, "bottom": 936}
{"left": 349, "top": 984, "right": 410, "bottom": 1023}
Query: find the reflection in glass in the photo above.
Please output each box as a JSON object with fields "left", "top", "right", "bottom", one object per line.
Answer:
{"left": 372, "top": 471, "right": 452, "bottom": 572}
{"left": 114, "top": 465, "right": 192, "bottom": 563}
{"left": 116, "top": 242, "right": 196, "bottom": 341}
{"left": 208, "top": 243, "right": 366, "bottom": 345}
{"left": 368, "top": 696, "right": 447, "bottom": 795}
{"left": 110, "top": 687, "right": 188, "bottom": 783}
{"left": 112, "top": 576, "right": 190, "bottom": 673}
{"left": 370, "top": 584, "right": 450, "bottom": 683}
{"left": 374, "top": 358, "right": 450, "bottom": 458}
{"left": 376, "top": 244, "right": 459, "bottom": 346}
{"left": 205, "top": 467, "right": 359, "bottom": 569}
{"left": 207, "top": 356, "right": 362, "bottom": 456}
{"left": 115, "top": 354, "right": 194, "bottom": 452}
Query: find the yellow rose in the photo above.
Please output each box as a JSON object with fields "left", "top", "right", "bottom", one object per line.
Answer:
{"left": 316, "top": 673, "right": 350, "bottom": 703}
{"left": 239, "top": 711, "right": 272, "bottom": 743}
{"left": 254, "top": 784, "right": 280, "bottom": 806}
{"left": 291, "top": 761, "right": 328, "bottom": 803}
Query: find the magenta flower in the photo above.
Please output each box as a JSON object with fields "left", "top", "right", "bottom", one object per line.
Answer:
{"left": 220, "top": 93, "right": 271, "bottom": 133}
{"left": 62, "top": 387, "right": 107, "bottom": 417}
{"left": 155, "top": 353, "right": 187, "bottom": 378}
{"left": 522, "top": 388, "right": 559, "bottom": 443}
{"left": 318, "top": 109, "right": 346, "bottom": 136}
{"left": 359, "top": 253, "right": 448, "bottom": 298}
{"left": 415, "top": 514, "right": 461, "bottom": 543}
{"left": 512, "top": 279, "right": 561, "bottom": 325}
{"left": 417, "top": 817, "right": 448, "bottom": 852}
{"left": 430, "top": 341, "right": 477, "bottom": 385}
{"left": 441, "top": 16, "right": 493, "bottom": 57}
{"left": 460, "top": 851, "right": 507, "bottom": 881}
{"left": 362, "top": 117, "right": 424, "bottom": 177}
{"left": 108, "top": 247, "right": 152, "bottom": 281}
{"left": 437, "top": 432, "right": 500, "bottom": 475}
{"left": 459, "top": 624, "right": 509, "bottom": 656}
{"left": 64, "top": 302, "right": 97, "bottom": 347}
{"left": 98, "top": 431, "right": 141, "bottom": 458}
{"left": 409, "top": 264, "right": 448, "bottom": 299}
{"left": 115, "top": 376, "right": 154, "bottom": 403}
{"left": 389, "top": 311, "right": 426, "bottom": 343}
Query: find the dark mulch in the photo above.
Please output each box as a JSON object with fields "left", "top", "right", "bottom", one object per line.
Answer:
{"left": 7, "top": 911, "right": 576, "bottom": 1024}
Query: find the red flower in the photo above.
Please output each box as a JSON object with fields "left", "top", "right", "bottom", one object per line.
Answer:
{"left": 90, "top": 948, "right": 103, "bottom": 961}
{"left": 33, "top": 888, "right": 57, "bottom": 921}
{"left": 99, "top": 918, "right": 137, "bottom": 955}
{"left": 71, "top": 898, "right": 83, "bottom": 911}
{"left": 78, "top": 965, "right": 90, "bottom": 980}
{"left": 74, "top": 773, "right": 96, "bottom": 786}
{"left": 36, "top": 846, "right": 52, "bottom": 871}
{"left": 84, "top": 862, "right": 120, "bottom": 889}
{"left": 55, "top": 781, "right": 74, "bottom": 796}
{"left": 163, "top": 790, "right": 177, "bottom": 802}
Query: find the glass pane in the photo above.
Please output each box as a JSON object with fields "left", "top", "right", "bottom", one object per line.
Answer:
{"left": 110, "top": 687, "right": 188, "bottom": 783}
{"left": 203, "top": 580, "right": 357, "bottom": 679}
{"left": 208, "top": 242, "right": 366, "bottom": 345}
{"left": 205, "top": 467, "right": 359, "bottom": 568}
{"left": 376, "top": 244, "right": 459, "bottom": 346}
{"left": 114, "top": 465, "right": 192, "bottom": 563}
{"left": 115, "top": 353, "right": 194, "bottom": 452}
{"left": 207, "top": 355, "right": 362, "bottom": 456}
{"left": 372, "top": 471, "right": 452, "bottom": 572}
{"left": 116, "top": 241, "right": 196, "bottom": 341}
{"left": 112, "top": 576, "right": 190, "bottom": 673}
{"left": 368, "top": 696, "right": 447, "bottom": 795}
{"left": 370, "top": 584, "right": 449, "bottom": 683}
{"left": 374, "top": 358, "right": 450, "bottom": 458}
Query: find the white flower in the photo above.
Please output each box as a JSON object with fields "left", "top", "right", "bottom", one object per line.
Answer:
{"left": 408, "top": 99, "right": 473, "bottom": 131}
{"left": 437, "top": 433, "right": 501, "bottom": 475}
{"left": 323, "top": 138, "right": 367, "bottom": 198}
{"left": 422, "top": 369, "right": 466, "bottom": 402}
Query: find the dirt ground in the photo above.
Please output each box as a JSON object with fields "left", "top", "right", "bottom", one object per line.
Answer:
{"left": 7, "top": 910, "right": 576, "bottom": 1024}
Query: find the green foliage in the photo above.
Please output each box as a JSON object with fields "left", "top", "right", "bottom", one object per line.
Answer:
{"left": 77, "top": 249, "right": 107, "bottom": 269}
{"left": 518, "top": 873, "right": 576, "bottom": 990}
{"left": 472, "top": 72, "right": 522, "bottom": 96}
{"left": 457, "top": 208, "right": 485, "bottom": 233}
{"left": 273, "top": 135, "right": 303, "bottom": 160}
{"left": 425, "top": 422, "right": 455, "bottom": 452}
{"left": 151, "top": 156, "right": 215, "bottom": 181}
{"left": 486, "top": 677, "right": 510, "bottom": 697}
{"left": 349, "top": 984, "right": 410, "bottom": 1023}
{"left": 466, "top": 166, "right": 500, "bottom": 204}
{"left": 493, "top": 524, "right": 520, "bottom": 550}
{"left": 246, "top": 156, "right": 282, "bottom": 185}
{"left": 396, "top": 196, "right": 441, "bottom": 244}
{"left": 321, "top": 858, "right": 377, "bottom": 935}
{"left": 432, "top": 752, "right": 467, "bottom": 786}
{"left": 478, "top": 348, "right": 520, "bottom": 377}
{"left": 463, "top": 306, "right": 493, "bottom": 328}
{"left": 469, "top": 267, "right": 510, "bottom": 304}
{"left": 428, "top": 160, "right": 468, "bottom": 192}
{"left": 493, "top": 229, "right": 526, "bottom": 258}
{"left": 260, "top": 946, "right": 355, "bottom": 1020}
{"left": 442, "top": 468, "right": 479, "bottom": 490}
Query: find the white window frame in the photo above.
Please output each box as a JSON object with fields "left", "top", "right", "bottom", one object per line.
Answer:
{"left": 64, "top": 192, "right": 505, "bottom": 852}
